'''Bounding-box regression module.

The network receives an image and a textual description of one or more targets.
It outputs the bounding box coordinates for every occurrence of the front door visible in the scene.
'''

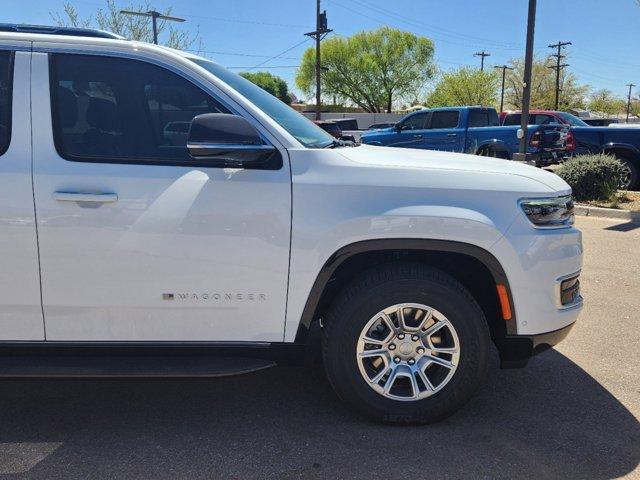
[31,51,291,342]
[422,110,464,151]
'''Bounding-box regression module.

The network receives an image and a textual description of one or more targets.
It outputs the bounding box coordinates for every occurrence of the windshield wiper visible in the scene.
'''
[322,139,357,148]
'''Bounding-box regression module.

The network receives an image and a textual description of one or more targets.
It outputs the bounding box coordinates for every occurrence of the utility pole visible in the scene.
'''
[474,50,491,72]
[626,83,636,122]
[494,65,514,113]
[119,9,185,45]
[518,0,537,158]
[305,1,332,120]
[548,40,571,110]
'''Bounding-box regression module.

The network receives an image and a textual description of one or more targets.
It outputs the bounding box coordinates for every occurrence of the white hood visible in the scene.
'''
[337,145,571,194]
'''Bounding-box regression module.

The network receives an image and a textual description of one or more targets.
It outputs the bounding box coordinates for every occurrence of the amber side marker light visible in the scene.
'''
[496,284,512,320]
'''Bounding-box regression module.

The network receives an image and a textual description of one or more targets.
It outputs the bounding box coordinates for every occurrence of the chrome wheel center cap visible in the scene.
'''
[398,342,413,355]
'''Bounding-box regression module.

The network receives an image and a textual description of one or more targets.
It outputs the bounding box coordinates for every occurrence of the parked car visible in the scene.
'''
[583,118,618,126]
[0,24,583,424]
[500,110,640,189]
[361,106,568,166]
[367,122,396,130]
[314,120,356,143]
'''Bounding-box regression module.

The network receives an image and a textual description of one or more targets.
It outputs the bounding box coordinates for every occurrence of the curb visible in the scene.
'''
[575,204,640,222]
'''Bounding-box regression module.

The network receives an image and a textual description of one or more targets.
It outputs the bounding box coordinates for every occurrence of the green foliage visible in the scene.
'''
[588,89,626,115]
[556,154,624,201]
[504,56,589,110]
[296,27,435,113]
[51,0,201,50]
[425,67,498,108]
[239,71,291,104]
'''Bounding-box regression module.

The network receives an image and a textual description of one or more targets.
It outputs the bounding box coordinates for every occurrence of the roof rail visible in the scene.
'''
[0,23,125,40]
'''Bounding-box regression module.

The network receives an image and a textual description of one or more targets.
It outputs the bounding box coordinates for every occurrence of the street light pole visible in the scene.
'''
[518,0,537,158]
[494,65,514,113]
[119,9,185,45]
[626,83,636,123]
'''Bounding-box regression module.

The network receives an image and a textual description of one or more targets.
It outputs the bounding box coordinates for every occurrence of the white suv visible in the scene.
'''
[0,25,583,424]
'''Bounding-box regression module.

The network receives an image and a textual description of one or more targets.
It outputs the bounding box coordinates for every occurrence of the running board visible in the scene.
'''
[0,356,276,378]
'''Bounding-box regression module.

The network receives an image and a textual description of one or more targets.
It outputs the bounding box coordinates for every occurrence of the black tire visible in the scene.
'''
[322,262,490,425]
[616,155,639,191]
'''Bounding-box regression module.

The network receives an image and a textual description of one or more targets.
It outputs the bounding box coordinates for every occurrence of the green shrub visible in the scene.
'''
[556,154,623,201]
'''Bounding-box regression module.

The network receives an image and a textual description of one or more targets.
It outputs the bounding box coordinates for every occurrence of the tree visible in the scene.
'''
[51,1,200,50]
[588,89,626,115]
[239,71,291,104]
[504,56,589,110]
[296,27,435,113]
[425,67,498,108]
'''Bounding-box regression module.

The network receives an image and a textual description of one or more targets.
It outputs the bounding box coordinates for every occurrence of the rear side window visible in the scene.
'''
[468,110,499,128]
[429,111,459,129]
[503,114,521,126]
[50,54,229,163]
[0,51,13,156]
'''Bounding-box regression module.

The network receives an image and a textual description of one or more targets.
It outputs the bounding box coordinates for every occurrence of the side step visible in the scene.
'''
[0,356,276,378]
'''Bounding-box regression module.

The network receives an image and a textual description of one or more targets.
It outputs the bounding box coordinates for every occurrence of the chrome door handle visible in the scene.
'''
[413,134,423,139]
[53,192,118,203]
[447,133,457,137]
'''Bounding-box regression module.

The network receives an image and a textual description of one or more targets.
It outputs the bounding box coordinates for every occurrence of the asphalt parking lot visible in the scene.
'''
[0,216,638,480]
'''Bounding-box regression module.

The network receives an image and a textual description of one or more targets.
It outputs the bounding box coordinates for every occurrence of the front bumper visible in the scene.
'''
[496,321,575,368]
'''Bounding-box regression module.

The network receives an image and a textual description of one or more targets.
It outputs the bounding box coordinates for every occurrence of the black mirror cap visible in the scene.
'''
[188,113,262,145]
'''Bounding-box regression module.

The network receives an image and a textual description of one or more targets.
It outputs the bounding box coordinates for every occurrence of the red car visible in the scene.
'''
[499,110,581,153]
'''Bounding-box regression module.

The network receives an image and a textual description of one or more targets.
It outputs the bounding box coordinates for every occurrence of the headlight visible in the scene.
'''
[519,196,574,228]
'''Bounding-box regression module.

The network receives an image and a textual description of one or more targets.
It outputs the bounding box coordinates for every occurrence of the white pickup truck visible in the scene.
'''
[0,25,583,424]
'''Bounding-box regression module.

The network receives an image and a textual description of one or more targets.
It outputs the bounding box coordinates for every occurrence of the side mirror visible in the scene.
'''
[395,123,403,132]
[187,113,281,169]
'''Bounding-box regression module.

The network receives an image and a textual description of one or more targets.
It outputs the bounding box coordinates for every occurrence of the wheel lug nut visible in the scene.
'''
[408,358,415,365]
[397,333,405,340]
[417,347,425,354]
[388,343,396,351]
[393,356,401,364]
[411,335,419,341]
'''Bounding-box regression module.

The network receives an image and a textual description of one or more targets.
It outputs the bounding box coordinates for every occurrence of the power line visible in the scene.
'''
[474,50,490,71]
[185,49,300,60]
[548,40,572,110]
[250,38,311,69]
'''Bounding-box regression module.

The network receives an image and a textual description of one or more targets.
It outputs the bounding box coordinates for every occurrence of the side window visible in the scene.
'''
[429,111,459,129]
[401,113,428,130]
[0,51,13,156]
[51,54,230,163]
[534,114,555,125]
[503,114,521,126]
[468,110,498,128]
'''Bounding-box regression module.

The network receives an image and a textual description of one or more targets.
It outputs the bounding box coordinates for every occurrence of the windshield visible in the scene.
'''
[190,58,334,148]
[556,112,589,127]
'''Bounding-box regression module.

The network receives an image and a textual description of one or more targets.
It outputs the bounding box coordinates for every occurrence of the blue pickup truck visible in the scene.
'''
[360,106,567,166]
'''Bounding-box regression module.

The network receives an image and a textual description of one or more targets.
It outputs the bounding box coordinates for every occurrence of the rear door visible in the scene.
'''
[0,44,44,340]
[31,50,292,342]
[422,110,464,151]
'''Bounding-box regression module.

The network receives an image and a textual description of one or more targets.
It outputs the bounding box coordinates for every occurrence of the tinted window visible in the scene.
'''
[401,113,428,130]
[0,51,12,155]
[429,111,459,129]
[503,113,521,126]
[534,114,556,125]
[51,54,229,162]
[468,110,499,128]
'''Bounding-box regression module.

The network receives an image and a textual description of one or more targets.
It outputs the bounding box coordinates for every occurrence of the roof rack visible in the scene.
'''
[0,23,125,40]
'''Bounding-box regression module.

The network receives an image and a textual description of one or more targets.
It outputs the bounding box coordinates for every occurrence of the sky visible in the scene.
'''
[3,0,640,100]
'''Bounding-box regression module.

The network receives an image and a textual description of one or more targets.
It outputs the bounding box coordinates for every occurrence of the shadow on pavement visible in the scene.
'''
[0,349,638,480]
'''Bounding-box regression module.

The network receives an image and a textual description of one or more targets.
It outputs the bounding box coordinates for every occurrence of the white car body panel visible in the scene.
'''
[0,49,45,340]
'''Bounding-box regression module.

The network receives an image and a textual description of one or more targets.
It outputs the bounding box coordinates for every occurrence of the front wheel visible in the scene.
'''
[322,262,490,424]
[617,156,639,191]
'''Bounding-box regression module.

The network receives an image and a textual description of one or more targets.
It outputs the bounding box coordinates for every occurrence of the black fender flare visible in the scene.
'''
[294,238,518,342]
